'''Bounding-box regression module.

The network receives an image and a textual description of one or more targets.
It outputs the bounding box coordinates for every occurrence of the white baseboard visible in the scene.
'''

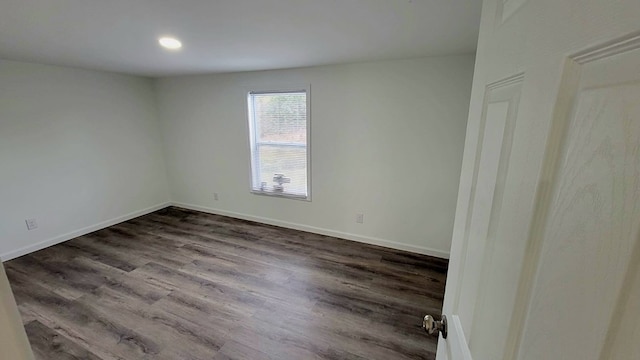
[1,201,450,261]
[172,202,450,259]
[0,202,171,261]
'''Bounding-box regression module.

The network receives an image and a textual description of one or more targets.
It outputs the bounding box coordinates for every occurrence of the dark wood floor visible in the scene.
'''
[4,207,448,360]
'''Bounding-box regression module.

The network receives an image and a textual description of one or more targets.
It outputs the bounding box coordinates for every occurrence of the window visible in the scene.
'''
[247,88,310,200]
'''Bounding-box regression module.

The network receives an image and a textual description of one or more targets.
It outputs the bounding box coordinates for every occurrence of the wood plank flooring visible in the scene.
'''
[4,207,448,360]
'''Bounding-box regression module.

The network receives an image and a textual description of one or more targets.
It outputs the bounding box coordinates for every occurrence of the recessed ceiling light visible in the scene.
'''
[158,37,182,50]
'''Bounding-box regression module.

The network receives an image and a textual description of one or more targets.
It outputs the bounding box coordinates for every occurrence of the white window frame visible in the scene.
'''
[246,85,311,201]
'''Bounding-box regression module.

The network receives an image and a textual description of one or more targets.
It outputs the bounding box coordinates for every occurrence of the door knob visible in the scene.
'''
[423,314,447,339]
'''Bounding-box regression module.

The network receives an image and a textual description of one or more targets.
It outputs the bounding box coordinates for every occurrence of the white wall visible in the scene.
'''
[155,56,474,257]
[0,56,473,260]
[0,60,170,260]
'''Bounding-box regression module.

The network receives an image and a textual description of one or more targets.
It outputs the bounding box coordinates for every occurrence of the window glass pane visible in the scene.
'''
[257,145,307,196]
[253,93,307,144]
[249,90,309,199]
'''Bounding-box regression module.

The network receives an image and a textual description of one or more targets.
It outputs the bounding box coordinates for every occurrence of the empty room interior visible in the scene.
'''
[3,0,640,359]
[0,1,478,358]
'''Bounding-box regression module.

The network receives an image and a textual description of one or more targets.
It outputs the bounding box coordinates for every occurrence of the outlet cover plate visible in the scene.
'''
[25,218,38,230]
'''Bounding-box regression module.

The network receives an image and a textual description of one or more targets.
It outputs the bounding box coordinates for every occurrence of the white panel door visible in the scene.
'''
[431,0,640,359]
[0,264,34,360]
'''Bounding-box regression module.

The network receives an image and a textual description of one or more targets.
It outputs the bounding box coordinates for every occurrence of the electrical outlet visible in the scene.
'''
[214,193,219,201]
[356,214,364,224]
[25,218,38,230]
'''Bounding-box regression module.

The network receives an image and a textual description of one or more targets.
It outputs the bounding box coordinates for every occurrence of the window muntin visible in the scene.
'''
[247,89,310,199]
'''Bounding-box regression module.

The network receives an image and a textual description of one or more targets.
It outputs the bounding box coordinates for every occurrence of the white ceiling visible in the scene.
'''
[0,0,481,77]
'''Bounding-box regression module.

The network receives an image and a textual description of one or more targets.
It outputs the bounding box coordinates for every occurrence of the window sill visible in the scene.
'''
[250,190,310,202]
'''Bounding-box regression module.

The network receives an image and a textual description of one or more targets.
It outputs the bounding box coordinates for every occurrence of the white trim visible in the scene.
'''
[172,202,450,259]
[447,315,473,360]
[500,0,528,24]
[0,200,450,261]
[249,190,311,202]
[572,31,640,64]
[486,72,525,90]
[0,202,171,261]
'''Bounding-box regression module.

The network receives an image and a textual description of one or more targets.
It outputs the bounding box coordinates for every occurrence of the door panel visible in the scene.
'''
[456,100,509,324]
[468,80,523,359]
[437,0,640,358]
[518,43,640,360]
[447,76,523,359]
[602,236,640,359]
[439,315,473,360]
[0,264,33,359]
[457,79,522,326]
